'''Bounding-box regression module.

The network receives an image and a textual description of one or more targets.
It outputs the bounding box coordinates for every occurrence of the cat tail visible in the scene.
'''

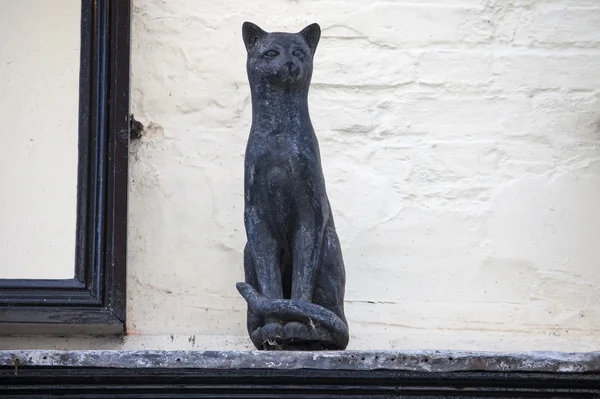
[236,282,349,349]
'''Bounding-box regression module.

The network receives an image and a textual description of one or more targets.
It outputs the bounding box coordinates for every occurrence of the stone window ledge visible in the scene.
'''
[1,349,599,372]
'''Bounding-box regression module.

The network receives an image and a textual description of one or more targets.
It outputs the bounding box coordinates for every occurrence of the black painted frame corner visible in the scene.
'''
[0,0,131,335]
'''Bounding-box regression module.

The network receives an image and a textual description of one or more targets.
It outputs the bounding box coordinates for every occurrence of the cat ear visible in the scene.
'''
[242,22,266,53]
[299,23,321,55]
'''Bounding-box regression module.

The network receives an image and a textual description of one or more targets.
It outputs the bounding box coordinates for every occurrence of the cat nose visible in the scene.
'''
[285,61,298,73]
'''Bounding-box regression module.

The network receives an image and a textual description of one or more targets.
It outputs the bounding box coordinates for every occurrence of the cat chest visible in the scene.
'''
[256,151,308,185]
[252,134,313,165]
[248,150,313,192]
[247,131,319,186]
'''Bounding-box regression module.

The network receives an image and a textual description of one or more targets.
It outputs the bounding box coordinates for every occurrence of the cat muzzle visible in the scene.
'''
[285,62,300,77]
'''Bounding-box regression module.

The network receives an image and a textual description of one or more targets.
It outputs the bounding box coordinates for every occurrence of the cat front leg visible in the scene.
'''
[245,210,284,300]
[291,219,325,303]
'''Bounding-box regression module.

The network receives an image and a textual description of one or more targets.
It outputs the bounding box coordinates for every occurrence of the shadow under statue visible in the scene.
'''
[236,22,349,351]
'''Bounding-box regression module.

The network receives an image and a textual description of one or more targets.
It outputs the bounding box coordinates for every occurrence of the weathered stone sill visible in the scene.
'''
[1,350,599,373]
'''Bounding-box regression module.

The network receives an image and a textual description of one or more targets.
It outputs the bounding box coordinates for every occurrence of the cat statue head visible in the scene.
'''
[242,22,321,89]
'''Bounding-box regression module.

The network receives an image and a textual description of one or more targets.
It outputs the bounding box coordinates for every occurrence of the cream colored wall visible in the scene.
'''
[0,1,80,279]
[3,0,600,351]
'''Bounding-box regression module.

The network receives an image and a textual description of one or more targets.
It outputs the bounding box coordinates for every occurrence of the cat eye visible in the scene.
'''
[292,50,305,58]
[264,50,279,57]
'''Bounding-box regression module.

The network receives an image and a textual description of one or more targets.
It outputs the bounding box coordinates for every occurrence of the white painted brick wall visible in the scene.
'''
[5,0,599,351]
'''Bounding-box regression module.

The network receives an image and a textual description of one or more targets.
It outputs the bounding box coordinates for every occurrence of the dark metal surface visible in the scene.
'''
[0,0,131,335]
[129,114,144,140]
[239,22,349,351]
[0,367,598,398]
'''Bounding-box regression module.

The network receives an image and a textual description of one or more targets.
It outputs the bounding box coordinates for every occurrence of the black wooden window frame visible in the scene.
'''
[0,0,131,334]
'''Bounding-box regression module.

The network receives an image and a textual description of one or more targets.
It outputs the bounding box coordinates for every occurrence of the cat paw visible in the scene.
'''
[252,321,339,350]
[282,322,311,340]
[250,327,263,347]
[260,322,284,346]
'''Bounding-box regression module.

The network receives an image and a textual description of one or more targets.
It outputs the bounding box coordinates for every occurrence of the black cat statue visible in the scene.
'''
[236,22,350,351]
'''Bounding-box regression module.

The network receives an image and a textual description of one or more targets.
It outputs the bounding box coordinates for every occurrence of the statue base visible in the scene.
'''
[251,321,340,351]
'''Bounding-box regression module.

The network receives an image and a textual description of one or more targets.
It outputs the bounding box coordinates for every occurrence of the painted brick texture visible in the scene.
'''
[6,0,599,351]
[126,0,600,351]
